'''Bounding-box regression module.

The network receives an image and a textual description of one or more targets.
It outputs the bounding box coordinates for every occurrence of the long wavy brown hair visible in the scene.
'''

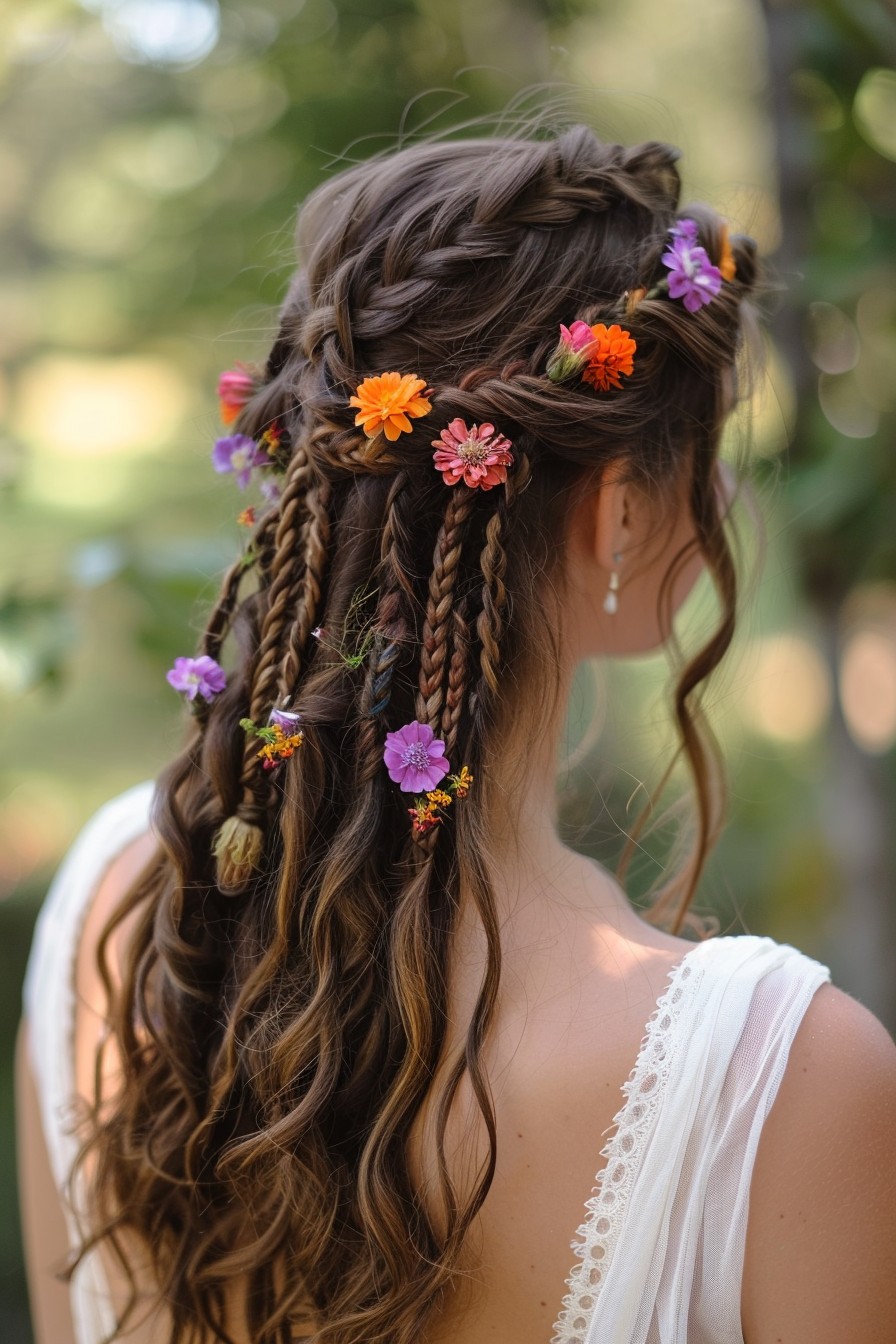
[71,124,760,1343]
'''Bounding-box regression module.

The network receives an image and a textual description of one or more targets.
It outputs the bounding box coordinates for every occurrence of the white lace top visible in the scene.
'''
[23,783,832,1344]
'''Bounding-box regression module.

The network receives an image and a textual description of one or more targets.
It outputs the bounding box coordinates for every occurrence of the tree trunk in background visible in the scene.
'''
[760,0,896,1026]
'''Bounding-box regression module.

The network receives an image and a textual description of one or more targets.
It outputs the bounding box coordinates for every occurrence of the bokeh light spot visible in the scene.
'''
[102,121,224,196]
[817,371,879,439]
[840,631,896,754]
[742,635,832,744]
[88,0,221,68]
[14,355,190,457]
[806,302,859,374]
[853,67,896,162]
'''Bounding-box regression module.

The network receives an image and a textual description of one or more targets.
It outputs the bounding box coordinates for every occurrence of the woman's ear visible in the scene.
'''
[591,460,633,572]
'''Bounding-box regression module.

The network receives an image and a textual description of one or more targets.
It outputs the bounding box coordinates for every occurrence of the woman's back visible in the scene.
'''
[22,783,896,1344]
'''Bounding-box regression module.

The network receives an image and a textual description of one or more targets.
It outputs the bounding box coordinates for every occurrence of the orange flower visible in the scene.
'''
[581,324,637,393]
[256,725,304,770]
[718,224,736,282]
[259,420,283,455]
[408,799,441,833]
[237,506,256,527]
[218,365,255,424]
[349,372,432,441]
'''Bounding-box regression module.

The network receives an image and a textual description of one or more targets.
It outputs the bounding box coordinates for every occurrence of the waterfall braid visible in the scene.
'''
[74,125,761,1344]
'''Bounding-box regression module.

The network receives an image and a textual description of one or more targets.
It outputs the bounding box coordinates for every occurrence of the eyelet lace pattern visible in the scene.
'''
[550,950,706,1344]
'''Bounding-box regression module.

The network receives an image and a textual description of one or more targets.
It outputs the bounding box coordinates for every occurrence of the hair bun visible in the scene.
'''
[620,140,682,212]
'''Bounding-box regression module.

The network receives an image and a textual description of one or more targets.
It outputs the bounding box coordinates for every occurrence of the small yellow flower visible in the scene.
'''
[450,765,473,799]
[256,725,304,770]
[427,789,453,808]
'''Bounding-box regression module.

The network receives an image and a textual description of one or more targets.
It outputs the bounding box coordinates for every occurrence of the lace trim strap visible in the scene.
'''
[550,946,706,1344]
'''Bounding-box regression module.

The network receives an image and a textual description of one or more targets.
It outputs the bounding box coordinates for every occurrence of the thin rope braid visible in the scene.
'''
[200,492,287,666]
[439,595,471,763]
[475,450,531,699]
[253,504,284,581]
[355,471,414,792]
[247,442,317,722]
[275,474,332,706]
[415,488,476,732]
[358,469,415,731]
[212,439,317,892]
[200,556,250,664]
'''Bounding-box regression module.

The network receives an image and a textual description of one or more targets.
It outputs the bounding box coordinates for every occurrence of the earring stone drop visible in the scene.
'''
[603,552,621,615]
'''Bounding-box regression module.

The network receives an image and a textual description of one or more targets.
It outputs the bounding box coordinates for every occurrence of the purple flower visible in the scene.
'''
[383,720,450,793]
[212,434,271,489]
[670,217,699,243]
[166,654,227,702]
[269,707,302,731]
[661,226,723,314]
[259,475,282,504]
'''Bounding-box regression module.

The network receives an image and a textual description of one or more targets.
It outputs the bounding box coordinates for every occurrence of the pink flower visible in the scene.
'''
[546,320,599,382]
[431,418,514,490]
[218,365,254,424]
[166,654,227,702]
[560,320,596,352]
[383,720,450,792]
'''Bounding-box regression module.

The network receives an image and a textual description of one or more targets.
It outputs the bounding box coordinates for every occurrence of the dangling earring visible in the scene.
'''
[603,552,621,615]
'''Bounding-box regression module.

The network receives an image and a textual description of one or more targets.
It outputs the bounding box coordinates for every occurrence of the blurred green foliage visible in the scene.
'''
[1,0,895,1338]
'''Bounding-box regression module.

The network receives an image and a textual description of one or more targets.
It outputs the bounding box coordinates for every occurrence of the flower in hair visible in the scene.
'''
[269,707,303,732]
[240,716,304,770]
[717,223,737,282]
[212,434,272,489]
[670,218,699,243]
[259,476,282,504]
[383,720,450,793]
[407,769,473,834]
[546,321,598,382]
[166,654,226,703]
[661,219,723,313]
[408,797,442,834]
[350,372,432,441]
[432,419,514,490]
[258,419,290,471]
[237,506,256,527]
[580,324,637,393]
[217,365,255,424]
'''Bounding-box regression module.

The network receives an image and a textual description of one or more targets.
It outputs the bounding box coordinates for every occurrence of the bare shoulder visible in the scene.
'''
[74,829,156,1045]
[742,982,896,1344]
